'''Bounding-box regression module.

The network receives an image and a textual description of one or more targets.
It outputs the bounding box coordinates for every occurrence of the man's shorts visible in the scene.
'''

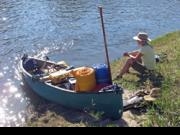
[132,61,147,74]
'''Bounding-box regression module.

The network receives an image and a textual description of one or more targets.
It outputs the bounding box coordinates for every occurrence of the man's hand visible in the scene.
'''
[123,52,136,59]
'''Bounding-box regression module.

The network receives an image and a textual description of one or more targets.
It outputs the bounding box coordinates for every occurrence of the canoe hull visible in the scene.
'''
[20,57,123,119]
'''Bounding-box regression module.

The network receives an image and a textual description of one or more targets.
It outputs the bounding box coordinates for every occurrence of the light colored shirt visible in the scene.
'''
[140,44,155,70]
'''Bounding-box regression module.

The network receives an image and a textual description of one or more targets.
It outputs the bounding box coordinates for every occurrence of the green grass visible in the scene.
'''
[111,31,180,127]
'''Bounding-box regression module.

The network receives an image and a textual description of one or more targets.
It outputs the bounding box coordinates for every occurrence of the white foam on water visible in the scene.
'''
[0,72,4,79]
[2,17,7,21]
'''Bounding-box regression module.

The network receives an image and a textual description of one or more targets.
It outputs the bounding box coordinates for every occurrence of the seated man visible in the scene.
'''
[116,32,155,79]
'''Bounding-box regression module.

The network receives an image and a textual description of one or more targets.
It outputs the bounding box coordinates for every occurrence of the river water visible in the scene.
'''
[0,0,180,126]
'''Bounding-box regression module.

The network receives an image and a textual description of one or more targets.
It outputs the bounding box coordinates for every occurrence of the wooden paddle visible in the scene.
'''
[98,7,112,84]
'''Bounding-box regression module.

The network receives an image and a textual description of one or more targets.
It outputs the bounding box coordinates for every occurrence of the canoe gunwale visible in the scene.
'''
[20,57,123,94]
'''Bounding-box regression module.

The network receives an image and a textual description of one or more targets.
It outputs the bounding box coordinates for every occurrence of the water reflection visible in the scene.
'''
[0,107,6,126]
[0,79,26,126]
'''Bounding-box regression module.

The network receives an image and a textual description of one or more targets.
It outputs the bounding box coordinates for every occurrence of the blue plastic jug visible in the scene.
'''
[92,64,110,84]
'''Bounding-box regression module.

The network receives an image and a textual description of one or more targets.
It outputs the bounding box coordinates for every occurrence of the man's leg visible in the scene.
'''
[117,58,134,78]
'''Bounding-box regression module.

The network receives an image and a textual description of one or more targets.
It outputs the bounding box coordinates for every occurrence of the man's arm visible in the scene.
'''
[129,52,142,61]
[128,51,139,56]
[124,51,143,61]
[123,50,139,57]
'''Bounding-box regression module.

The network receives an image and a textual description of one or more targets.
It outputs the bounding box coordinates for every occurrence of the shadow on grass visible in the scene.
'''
[136,71,164,88]
[21,80,128,127]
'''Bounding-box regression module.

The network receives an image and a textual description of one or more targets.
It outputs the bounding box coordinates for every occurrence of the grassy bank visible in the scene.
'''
[111,31,180,126]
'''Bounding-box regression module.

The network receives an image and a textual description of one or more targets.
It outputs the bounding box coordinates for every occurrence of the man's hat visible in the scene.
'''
[133,32,151,42]
[144,88,161,101]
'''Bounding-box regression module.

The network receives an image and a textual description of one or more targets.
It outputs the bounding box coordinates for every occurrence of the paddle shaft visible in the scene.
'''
[99,7,112,84]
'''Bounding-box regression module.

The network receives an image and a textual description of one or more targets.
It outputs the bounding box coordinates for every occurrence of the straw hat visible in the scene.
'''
[144,88,161,101]
[133,32,151,42]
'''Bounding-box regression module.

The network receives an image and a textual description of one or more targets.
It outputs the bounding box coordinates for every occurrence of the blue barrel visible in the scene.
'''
[92,64,110,84]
